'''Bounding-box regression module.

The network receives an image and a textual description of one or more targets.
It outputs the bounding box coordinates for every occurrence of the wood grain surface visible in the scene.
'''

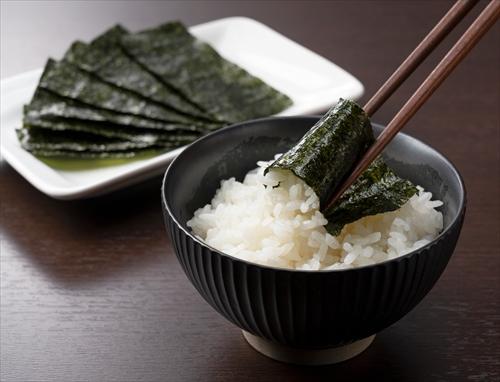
[1,1,499,381]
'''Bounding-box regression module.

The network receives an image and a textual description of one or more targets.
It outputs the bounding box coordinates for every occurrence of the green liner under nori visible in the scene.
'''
[25,89,207,133]
[120,22,292,123]
[63,25,212,121]
[267,99,418,235]
[38,59,207,125]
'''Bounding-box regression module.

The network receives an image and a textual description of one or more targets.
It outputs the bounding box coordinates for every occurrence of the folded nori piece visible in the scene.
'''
[63,25,212,121]
[266,99,417,235]
[324,157,418,234]
[120,22,292,123]
[25,89,205,133]
[38,59,207,125]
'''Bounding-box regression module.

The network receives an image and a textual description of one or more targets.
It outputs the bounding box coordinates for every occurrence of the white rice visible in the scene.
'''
[187,155,444,270]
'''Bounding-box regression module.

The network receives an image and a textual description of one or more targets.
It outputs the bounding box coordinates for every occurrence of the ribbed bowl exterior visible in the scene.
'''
[164,207,464,349]
[161,117,466,349]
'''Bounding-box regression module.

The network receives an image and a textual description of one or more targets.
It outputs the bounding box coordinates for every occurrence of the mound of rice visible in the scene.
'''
[187,156,444,270]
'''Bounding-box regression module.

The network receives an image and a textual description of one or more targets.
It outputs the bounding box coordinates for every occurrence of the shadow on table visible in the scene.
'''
[205,329,439,382]
[0,162,174,285]
[285,333,436,381]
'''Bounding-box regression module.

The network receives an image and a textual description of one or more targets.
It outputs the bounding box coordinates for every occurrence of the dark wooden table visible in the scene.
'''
[1,1,499,381]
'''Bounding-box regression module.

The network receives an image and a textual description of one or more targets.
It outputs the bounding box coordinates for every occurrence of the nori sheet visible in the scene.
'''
[38,59,208,125]
[25,89,206,133]
[27,148,154,159]
[16,127,159,152]
[63,25,213,121]
[24,116,200,147]
[267,99,418,235]
[120,22,292,123]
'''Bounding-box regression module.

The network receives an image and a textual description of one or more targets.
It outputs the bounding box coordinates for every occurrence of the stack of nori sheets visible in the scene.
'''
[18,22,292,159]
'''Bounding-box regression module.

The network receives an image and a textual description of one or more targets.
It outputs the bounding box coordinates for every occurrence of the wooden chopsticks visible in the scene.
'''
[364,0,479,116]
[324,0,500,211]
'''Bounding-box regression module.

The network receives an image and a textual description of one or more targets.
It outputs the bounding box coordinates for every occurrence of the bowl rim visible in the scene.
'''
[161,115,467,273]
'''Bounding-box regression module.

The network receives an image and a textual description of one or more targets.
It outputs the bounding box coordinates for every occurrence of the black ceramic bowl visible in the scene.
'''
[162,117,466,364]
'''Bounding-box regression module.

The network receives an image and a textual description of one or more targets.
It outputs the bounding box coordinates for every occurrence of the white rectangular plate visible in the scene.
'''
[1,17,364,200]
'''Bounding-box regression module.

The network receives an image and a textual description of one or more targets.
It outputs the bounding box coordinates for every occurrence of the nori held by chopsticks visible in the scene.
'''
[266,99,418,235]
[265,99,374,206]
[323,157,418,235]
[120,22,292,123]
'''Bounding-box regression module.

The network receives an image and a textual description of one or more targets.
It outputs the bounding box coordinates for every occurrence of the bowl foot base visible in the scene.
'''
[242,331,375,365]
